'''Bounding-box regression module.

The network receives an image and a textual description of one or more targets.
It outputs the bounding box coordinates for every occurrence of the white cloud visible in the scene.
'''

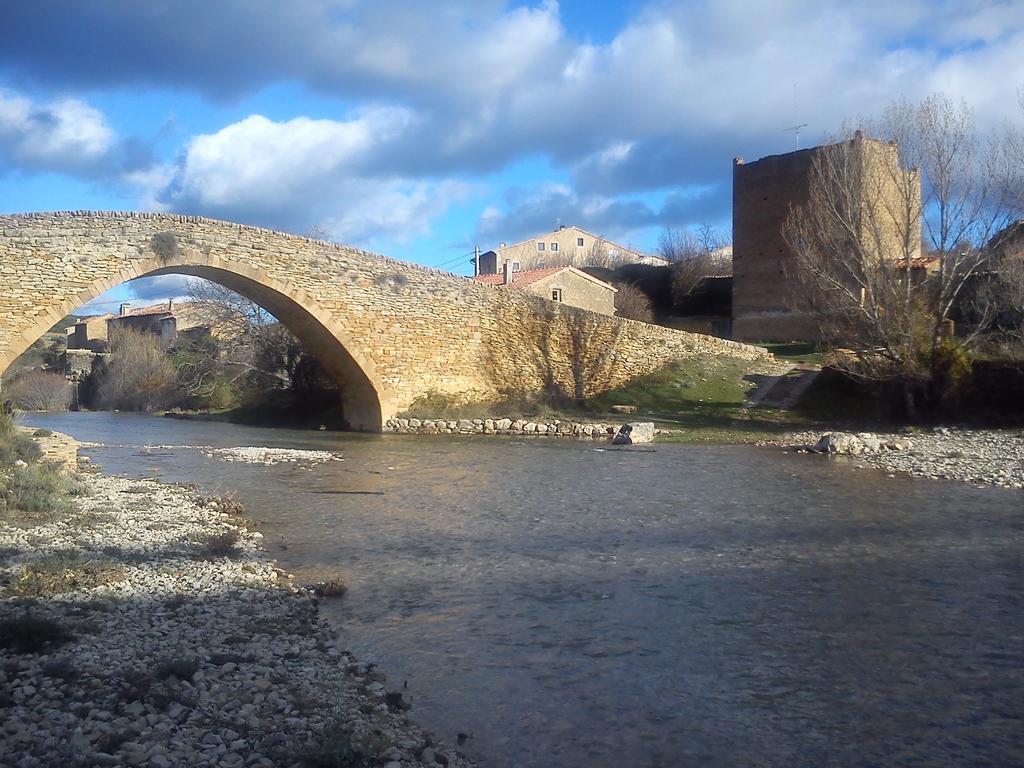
[319,179,471,244]
[157,109,470,246]
[0,90,115,173]
[175,108,415,209]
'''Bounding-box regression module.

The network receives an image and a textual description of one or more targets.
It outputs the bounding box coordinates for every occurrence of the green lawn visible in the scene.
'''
[572,357,814,442]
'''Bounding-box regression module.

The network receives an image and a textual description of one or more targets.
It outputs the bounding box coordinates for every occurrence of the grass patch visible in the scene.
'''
[309,578,347,598]
[0,611,75,653]
[31,428,53,438]
[4,550,126,597]
[197,492,246,517]
[753,341,823,365]
[192,529,241,558]
[574,357,816,442]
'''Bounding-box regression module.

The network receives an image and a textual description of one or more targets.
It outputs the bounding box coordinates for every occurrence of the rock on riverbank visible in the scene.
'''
[765,428,1024,489]
[0,469,474,767]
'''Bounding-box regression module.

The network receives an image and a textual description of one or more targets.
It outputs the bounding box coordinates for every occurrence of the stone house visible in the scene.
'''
[472,263,617,316]
[67,300,209,350]
[66,313,115,350]
[474,225,668,274]
[731,131,920,342]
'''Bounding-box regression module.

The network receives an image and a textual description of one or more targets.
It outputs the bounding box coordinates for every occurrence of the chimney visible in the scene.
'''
[502,260,512,286]
[119,302,131,316]
[473,245,480,277]
[167,298,174,312]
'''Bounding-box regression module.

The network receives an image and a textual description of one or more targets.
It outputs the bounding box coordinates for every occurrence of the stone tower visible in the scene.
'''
[731,132,920,342]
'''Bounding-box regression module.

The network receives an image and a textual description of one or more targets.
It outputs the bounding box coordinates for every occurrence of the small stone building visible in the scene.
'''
[66,313,115,350]
[472,264,617,316]
[67,300,210,350]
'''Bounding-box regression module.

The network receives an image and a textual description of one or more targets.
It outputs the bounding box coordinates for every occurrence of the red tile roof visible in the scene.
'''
[125,304,174,317]
[896,256,941,271]
[472,266,566,289]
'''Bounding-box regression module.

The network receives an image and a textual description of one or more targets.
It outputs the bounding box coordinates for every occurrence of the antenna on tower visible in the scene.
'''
[782,83,808,150]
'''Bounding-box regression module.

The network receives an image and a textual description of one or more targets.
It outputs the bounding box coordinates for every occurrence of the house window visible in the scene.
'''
[577,237,584,247]
[550,242,559,252]
[537,242,545,251]
[551,288,563,302]
[512,262,521,272]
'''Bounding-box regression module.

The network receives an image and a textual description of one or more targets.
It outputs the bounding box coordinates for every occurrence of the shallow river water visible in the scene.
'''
[25,412,1024,768]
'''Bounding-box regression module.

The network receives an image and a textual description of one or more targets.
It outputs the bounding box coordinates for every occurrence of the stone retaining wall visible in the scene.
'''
[385,416,620,439]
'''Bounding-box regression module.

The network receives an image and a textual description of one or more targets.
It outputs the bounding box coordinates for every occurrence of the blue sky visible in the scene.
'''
[1,0,1022,311]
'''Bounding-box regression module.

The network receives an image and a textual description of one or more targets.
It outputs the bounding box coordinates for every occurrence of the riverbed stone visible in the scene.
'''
[612,422,655,445]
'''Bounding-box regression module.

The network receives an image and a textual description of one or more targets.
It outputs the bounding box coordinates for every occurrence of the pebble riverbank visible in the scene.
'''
[765,428,1024,489]
[0,446,475,767]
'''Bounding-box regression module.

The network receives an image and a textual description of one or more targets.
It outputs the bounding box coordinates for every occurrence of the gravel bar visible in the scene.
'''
[763,427,1024,489]
[1,462,474,768]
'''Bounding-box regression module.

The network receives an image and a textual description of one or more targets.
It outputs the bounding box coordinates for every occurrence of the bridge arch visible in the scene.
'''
[1,251,390,432]
[0,212,770,434]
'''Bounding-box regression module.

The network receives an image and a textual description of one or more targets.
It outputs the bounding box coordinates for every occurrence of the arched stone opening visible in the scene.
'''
[0,256,390,432]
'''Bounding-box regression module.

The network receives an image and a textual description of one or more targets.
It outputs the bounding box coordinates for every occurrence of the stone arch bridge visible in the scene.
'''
[0,212,768,431]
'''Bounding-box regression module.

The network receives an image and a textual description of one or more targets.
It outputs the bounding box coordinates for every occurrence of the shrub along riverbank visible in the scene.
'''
[0,417,475,768]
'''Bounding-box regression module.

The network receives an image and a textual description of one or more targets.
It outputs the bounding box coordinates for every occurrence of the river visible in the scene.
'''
[23,412,1024,767]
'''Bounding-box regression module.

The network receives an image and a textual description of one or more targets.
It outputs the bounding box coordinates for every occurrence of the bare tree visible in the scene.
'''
[3,371,72,411]
[96,328,177,411]
[514,239,631,270]
[613,282,655,323]
[183,279,299,389]
[784,93,1023,410]
[659,225,732,306]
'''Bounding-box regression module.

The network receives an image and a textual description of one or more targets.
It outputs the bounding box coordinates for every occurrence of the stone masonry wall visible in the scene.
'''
[0,212,770,430]
[732,134,918,344]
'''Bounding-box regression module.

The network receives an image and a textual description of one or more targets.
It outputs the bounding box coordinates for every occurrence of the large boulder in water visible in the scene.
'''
[612,422,655,445]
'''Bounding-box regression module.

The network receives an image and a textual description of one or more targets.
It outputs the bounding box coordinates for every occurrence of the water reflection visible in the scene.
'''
[27,413,1024,768]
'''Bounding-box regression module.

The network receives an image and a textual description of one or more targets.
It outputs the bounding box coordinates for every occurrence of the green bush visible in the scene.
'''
[0,412,43,467]
[0,431,42,467]
[0,462,66,516]
[931,337,974,409]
